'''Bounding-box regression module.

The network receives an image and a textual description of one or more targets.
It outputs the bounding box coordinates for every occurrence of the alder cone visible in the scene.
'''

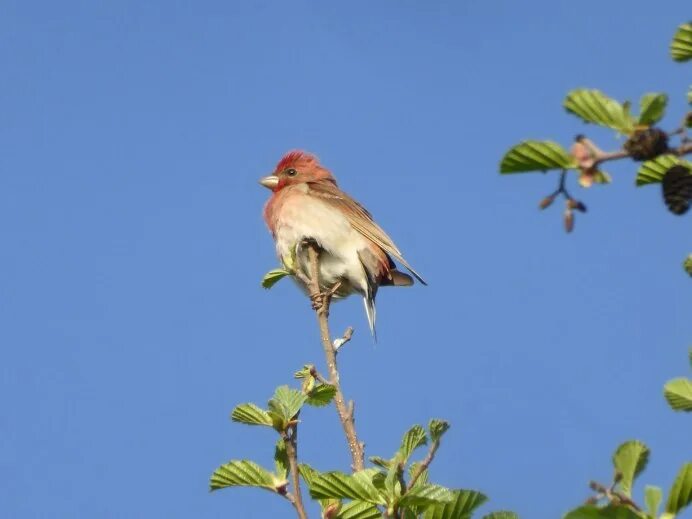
[662,165,692,215]
[623,128,669,161]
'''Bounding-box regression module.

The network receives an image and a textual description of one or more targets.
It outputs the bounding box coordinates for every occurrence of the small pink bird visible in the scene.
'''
[260,150,426,337]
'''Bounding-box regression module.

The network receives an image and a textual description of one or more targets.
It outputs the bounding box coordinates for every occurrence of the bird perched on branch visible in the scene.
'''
[260,150,425,338]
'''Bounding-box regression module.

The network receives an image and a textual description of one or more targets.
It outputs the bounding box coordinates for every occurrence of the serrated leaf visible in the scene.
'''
[685,255,692,277]
[398,484,455,509]
[298,463,319,487]
[274,439,289,480]
[294,364,313,379]
[310,469,386,505]
[399,425,428,463]
[645,485,663,519]
[612,440,650,497]
[636,155,692,186]
[299,464,340,512]
[306,384,337,407]
[500,140,577,173]
[337,501,382,519]
[267,385,307,431]
[209,460,278,492]
[429,419,450,443]
[370,456,394,470]
[482,512,519,519]
[423,489,488,519]
[564,89,635,134]
[261,268,291,289]
[563,505,642,519]
[664,377,692,411]
[671,22,692,62]
[638,93,668,126]
[231,403,273,427]
[666,462,692,515]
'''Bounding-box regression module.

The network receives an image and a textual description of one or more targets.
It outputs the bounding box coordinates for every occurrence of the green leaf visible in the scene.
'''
[687,85,692,106]
[267,385,307,431]
[398,484,455,509]
[423,489,488,519]
[482,513,520,519]
[306,384,337,407]
[592,170,612,184]
[298,463,319,487]
[684,254,692,277]
[612,440,650,497]
[299,464,340,512]
[294,364,313,379]
[261,268,291,289]
[370,456,394,470]
[429,419,450,443]
[645,485,663,519]
[310,469,386,505]
[563,505,642,519]
[231,403,273,427]
[635,155,692,186]
[664,377,692,411]
[399,425,428,463]
[671,22,692,62]
[337,501,382,519]
[665,462,692,515]
[564,89,635,134]
[638,93,668,126]
[274,439,289,480]
[500,140,577,173]
[209,460,278,492]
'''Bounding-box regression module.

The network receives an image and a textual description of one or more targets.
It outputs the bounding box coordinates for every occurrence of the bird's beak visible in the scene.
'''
[259,175,279,190]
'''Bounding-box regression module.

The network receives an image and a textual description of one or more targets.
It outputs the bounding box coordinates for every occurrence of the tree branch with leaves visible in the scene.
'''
[499,22,692,273]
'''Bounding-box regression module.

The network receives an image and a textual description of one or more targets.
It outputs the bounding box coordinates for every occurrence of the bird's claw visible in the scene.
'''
[309,281,342,313]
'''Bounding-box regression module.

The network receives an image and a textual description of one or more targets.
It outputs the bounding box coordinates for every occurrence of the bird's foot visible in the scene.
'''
[309,281,342,314]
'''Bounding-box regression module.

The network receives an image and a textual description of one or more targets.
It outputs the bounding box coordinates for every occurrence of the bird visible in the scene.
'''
[259,150,425,338]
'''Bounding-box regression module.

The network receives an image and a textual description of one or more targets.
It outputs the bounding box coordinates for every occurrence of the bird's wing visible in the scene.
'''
[307,181,426,285]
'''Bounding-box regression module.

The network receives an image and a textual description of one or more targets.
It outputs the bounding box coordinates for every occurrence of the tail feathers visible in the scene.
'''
[383,269,414,287]
[363,296,377,341]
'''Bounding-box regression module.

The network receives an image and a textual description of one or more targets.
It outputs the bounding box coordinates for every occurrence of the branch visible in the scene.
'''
[304,242,365,472]
[283,424,308,519]
[406,438,441,491]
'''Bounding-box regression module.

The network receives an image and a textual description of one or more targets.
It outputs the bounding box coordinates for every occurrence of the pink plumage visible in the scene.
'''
[259,150,425,338]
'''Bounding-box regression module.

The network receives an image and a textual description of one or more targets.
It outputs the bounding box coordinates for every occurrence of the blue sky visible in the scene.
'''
[1,1,690,518]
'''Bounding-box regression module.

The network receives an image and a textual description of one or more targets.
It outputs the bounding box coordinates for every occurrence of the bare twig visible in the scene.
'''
[406,439,441,491]
[304,242,365,471]
[333,327,354,351]
[283,424,308,519]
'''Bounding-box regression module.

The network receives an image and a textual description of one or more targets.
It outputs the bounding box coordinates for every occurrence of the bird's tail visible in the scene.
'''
[362,296,377,342]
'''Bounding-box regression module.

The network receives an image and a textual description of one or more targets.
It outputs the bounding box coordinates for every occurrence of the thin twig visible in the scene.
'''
[406,439,440,491]
[283,424,308,519]
[304,243,365,471]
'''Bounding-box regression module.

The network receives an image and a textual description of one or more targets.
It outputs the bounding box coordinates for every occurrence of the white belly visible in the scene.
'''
[273,192,369,296]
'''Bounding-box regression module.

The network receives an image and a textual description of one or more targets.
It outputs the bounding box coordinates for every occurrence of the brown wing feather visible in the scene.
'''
[307,182,427,285]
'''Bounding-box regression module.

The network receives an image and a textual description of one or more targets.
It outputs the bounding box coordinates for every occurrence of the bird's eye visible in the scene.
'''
[286,168,298,177]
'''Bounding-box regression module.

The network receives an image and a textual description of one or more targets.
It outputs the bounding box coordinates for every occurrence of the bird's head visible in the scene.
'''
[259,150,336,192]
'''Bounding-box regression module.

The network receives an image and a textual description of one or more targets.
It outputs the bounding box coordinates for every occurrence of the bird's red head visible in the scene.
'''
[259,150,336,192]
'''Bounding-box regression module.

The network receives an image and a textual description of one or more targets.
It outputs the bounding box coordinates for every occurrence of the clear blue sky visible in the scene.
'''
[1,2,690,518]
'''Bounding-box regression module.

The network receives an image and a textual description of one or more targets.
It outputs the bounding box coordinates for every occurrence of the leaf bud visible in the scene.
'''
[539,195,555,210]
[564,209,574,233]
